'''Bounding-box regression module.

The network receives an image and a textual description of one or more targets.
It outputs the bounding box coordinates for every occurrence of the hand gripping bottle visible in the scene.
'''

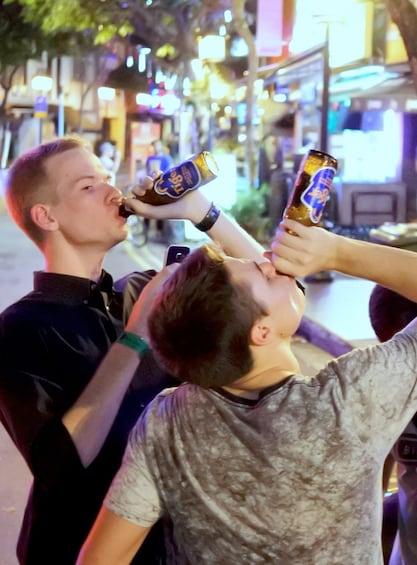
[284,149,338,226]
[119,151,219,217]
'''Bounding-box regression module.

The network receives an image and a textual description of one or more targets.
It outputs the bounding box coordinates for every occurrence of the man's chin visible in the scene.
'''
[111,229,129,247]
[119,230,129,244]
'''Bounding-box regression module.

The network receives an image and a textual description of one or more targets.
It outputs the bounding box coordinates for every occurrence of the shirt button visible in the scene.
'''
[83,299,88,304]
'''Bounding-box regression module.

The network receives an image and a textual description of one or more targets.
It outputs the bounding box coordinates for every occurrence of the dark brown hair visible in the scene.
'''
[148,245,267,387]
[5,135,91,247]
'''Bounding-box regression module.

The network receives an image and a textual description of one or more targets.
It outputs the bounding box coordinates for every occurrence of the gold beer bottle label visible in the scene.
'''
[284,150,338,226]
[119,151,219,215]
[141,151,219,206]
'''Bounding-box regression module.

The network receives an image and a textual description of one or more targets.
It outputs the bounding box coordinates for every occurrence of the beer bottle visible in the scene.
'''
[284,149,338,226]
[119,151,219,217]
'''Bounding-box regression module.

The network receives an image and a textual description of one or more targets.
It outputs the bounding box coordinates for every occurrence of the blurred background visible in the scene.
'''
[0,0,417,243]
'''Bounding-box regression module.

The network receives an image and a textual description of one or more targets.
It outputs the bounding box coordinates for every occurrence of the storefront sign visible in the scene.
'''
[34,95,48,118]
[256,0,283,56]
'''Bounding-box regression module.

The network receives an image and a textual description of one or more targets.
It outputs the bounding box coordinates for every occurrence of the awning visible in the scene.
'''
[334,76,417,112]
[262,45,325,87]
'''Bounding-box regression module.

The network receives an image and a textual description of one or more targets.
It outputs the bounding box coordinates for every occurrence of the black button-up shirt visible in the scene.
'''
[0,269,177,564]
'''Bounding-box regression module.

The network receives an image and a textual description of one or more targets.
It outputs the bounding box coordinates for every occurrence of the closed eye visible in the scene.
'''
[296,279,306,294]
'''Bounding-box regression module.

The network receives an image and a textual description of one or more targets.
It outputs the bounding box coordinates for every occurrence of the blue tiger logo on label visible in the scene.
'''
[300,166,336,223]
[154,161,202,198]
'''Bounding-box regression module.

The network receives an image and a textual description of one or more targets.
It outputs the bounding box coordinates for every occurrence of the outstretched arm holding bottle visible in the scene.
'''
[270,218,417,304]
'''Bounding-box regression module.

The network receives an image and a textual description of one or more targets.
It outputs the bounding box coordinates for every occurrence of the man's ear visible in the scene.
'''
[250,318,272,346]
[30,204,58,232]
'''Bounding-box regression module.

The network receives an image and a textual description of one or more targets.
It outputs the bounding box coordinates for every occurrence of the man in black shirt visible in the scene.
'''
[0,136,266,564]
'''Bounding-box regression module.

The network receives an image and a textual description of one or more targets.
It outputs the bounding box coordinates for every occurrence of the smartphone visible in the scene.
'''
[164,245,191,266]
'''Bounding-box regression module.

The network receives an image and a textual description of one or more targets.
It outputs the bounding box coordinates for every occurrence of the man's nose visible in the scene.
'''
[106,183,123,201]
[259,261,279,278]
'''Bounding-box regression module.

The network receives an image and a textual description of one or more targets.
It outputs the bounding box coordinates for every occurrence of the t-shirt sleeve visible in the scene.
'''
[104,404,162,527]
[327,322,417,449]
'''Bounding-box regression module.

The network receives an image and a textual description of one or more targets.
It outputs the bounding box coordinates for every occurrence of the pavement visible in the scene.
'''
[0,191,378,565]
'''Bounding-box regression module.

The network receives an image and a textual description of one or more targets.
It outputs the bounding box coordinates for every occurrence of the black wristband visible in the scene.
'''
[194,203,221,232]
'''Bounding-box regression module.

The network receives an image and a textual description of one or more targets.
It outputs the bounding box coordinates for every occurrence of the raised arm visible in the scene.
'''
[62,266,174,467]
[124,182,266,263]
[270,219,417,303]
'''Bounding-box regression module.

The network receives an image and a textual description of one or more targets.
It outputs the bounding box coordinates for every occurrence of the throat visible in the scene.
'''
[222,368,295,399]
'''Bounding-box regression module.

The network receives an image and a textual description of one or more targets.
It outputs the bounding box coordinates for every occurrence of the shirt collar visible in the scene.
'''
[33,270,115,305]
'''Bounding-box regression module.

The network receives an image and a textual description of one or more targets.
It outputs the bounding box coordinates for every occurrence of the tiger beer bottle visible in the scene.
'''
[284,149,338,226]
[119,151,219,217]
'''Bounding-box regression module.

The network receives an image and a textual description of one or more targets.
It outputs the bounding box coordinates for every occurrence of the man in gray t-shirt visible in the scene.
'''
[77,220,417,565]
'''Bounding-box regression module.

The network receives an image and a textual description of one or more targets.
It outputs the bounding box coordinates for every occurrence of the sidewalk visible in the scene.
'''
[302,273,377,353]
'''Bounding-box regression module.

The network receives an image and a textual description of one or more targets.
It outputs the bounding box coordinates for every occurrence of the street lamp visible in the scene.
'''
[56,57,65,137]
[198,35,226,61]
[197,34,226,151]
[320,23,330,153]
[31,72,53,144]
[98,86,116,115]
[97,86,116,139]
[312,2,346,153]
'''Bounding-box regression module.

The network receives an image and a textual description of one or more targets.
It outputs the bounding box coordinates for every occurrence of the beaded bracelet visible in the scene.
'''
[117,331,150,357]
[194,202,221,232]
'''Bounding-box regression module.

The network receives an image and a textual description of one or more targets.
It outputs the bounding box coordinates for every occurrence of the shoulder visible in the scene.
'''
[0,292,48,330]
[163,154,174,167]
[131,385,198,432]
[114,270,157,294]
[0,300,53,371]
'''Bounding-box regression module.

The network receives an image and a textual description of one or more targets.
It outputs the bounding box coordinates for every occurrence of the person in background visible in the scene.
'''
[166,132,179,161]
[257,134,291,235]
[368,284,417,565]
[0,134,265,565]
[98,140,121,186]
[145,139,173,176]
[77,220,417,565]
[258,133,283,188]
[144,139,174,242]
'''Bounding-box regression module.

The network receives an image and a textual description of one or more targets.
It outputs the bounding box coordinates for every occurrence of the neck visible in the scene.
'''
[223,340,299,399]
[44,242,106,282]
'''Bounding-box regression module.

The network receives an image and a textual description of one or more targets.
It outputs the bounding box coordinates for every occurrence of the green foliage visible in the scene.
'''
[0,0,110,115]
[0,1,98,66]
[0,2,43,70]
[8,0,231,64]
[228,184,272,243]
[6,0,134,43]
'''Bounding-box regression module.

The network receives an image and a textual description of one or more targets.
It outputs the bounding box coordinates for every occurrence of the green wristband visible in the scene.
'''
[117,332,150,357]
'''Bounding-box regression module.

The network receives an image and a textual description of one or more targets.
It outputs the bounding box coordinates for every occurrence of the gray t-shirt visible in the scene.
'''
[106,325,417,564]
